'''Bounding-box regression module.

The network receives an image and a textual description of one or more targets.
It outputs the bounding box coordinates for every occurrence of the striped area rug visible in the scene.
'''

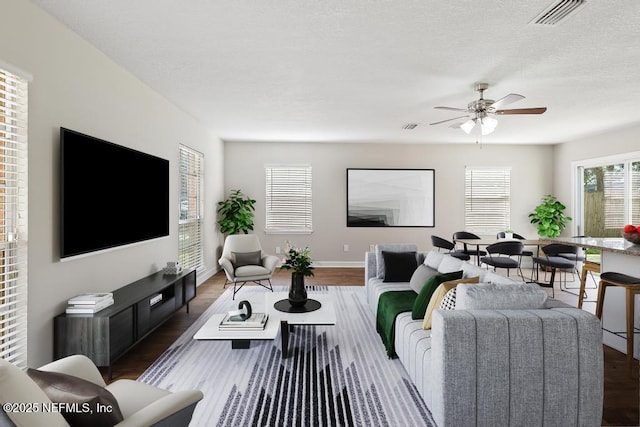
[139,285,435,426]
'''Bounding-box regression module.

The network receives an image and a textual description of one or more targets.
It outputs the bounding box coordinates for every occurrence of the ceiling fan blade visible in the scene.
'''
[434,106,468,112]
[495,107,547,115]
[490,93,525,110]
[429,115,470,126]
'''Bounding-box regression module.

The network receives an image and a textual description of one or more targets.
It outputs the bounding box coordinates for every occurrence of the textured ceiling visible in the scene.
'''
[31,0,640,144]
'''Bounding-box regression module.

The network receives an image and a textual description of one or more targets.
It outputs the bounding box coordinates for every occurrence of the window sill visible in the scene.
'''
[264,229,313,235]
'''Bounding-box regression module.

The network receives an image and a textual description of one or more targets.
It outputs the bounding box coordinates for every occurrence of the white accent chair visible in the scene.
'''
[0,355,203,427]
[218,234,279,299]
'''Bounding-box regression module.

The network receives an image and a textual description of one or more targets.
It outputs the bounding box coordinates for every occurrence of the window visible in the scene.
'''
[179,145,203,271]
[265,165,312,234]
[576,155,640,237]
[0,68,28,367]
[464,166,511,234]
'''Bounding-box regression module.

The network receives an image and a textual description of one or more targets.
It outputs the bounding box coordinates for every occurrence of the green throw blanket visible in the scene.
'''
[376,291,417,358]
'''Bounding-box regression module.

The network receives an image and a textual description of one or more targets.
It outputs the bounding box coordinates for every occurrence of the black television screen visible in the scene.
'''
[60,128,170,259]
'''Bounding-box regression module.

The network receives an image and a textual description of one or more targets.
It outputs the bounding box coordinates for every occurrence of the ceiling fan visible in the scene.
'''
[430,83,547,135]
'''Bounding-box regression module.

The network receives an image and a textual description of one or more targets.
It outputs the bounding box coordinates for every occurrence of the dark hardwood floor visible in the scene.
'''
[104,268,639,426]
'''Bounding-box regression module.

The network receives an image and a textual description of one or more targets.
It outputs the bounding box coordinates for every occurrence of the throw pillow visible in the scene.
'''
[232,250,262,268]
[375,244,418,279]
[408,264,439,293]
[27,369,124,427]
[422,276,480,329]
[411,270,463,319]
[382,251,418,282]
[424,250,444,270]
[437,255,463,274]
[455,283,549,310]
[461,262,488,281]
[439,287,458,310]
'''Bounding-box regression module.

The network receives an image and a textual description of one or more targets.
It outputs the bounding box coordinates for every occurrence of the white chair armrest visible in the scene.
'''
[113,389,203,427]
[218,257,235,280]
[262,254,279,272]
[38,355,106,387]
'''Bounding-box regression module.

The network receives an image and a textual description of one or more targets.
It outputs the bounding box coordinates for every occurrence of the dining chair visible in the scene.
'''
[480,240,525,280]
[532,243,580,297]
[452,231,486,265]
[430,235,470,261]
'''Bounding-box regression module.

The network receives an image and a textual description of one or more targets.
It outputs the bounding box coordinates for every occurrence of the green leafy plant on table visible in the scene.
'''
[280,241,314,277]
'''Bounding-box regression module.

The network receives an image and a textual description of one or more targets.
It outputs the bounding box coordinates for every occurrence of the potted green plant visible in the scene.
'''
[529,195,572,238]
[216,189,256,235]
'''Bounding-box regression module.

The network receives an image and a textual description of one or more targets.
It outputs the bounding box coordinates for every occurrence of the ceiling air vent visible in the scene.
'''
[402,123,418,130]
[531,0,586,25]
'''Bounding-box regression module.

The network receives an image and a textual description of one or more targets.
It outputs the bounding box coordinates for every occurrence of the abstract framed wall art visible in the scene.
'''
[346,168,435,227]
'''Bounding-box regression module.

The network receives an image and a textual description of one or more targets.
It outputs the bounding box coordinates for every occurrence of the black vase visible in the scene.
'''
[288,273,308,307]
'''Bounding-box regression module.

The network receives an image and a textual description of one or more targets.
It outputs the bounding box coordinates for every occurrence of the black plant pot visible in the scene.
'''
[288,273,308,307]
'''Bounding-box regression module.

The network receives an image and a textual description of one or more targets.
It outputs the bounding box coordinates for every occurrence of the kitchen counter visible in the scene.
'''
[549,236,640,358]
[547,236,640,257]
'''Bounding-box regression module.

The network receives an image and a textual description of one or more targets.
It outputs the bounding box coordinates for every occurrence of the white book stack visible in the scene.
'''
[219,312,268,331]
[66,292,114,314]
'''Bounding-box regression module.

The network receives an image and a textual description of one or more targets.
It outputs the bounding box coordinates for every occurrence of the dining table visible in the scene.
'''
[452,237,548,265]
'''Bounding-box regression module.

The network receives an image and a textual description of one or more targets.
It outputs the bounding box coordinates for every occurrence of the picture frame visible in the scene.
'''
[346,168,435,227]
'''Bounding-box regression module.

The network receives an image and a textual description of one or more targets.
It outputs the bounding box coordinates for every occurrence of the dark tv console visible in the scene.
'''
[54,268,196,378]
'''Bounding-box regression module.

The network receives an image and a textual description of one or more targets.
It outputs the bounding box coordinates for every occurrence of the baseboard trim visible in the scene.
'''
[312,261,364,268]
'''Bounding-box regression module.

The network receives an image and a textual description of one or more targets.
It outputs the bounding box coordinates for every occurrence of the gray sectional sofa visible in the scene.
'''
[365,243,604,427]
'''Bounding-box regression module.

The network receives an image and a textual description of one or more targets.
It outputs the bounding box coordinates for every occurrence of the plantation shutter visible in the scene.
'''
[0,68,28,367]
[265,165,313,233]
[179,145,203,271]
[464,166,510,234]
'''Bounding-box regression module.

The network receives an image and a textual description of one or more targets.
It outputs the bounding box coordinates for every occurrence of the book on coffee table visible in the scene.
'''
[219,312,268,330]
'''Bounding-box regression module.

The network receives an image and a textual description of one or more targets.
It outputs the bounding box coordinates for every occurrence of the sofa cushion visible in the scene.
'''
[461,262,488,281]
[412,271,463,320]
[455,283,548,310]
[375,244,418,279]
[409,264,440,293]
[422,276,480,329]
[27,368,124,427]
[232,250,262,268]
[437,256,463,274]
[424,250,444,270]
[382,251,418,282]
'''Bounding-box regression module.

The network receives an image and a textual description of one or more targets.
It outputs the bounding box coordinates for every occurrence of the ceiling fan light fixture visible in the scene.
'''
[480,116,498,135]
[460,119,476,134]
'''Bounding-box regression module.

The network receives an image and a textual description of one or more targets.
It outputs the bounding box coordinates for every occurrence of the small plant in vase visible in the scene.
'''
[280,241,314,307]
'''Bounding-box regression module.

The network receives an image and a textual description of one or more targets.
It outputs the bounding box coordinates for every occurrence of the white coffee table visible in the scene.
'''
[193,291,336,357]
[266,292,336,358]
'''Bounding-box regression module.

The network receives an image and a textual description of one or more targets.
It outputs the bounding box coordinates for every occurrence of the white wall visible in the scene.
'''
[1,0,224,367]
[553,124,640,235]
[224,141,554,264]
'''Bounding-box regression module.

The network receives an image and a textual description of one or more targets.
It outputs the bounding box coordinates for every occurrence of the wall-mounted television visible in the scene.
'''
[60,127,170,259]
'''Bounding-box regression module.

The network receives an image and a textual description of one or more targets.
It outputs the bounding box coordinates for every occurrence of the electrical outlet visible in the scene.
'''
[343,244,349,252]
[369,244,375,252]
[275,246,281,254]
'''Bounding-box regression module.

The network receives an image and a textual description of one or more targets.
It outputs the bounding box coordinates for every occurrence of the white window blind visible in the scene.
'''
[265,165,312,233]
[0,68,28,368]
[603,169,625,229]
[464,166,510,234]
[179,145,203,271]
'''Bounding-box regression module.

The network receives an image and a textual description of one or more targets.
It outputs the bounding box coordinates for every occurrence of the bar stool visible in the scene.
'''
[577,260,600,309]
[595,272,640,372]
